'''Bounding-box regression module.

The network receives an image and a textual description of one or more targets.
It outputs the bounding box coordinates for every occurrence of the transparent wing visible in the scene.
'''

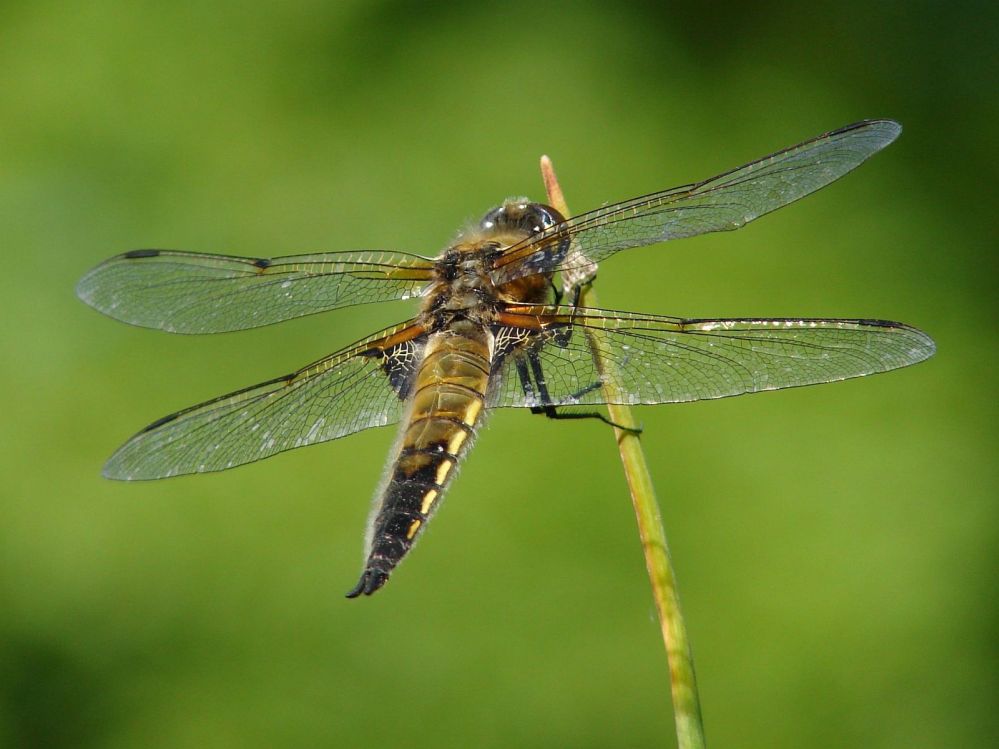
[492,120,901,284]
[104,321,427,480]
[488,305,934,408]
[77,249,435,333]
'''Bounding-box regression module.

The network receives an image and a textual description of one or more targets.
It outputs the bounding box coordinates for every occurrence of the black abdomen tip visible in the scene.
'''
[345,569,390,598]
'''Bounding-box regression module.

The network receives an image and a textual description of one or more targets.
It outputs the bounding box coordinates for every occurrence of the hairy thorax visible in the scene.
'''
[419,200,565,331]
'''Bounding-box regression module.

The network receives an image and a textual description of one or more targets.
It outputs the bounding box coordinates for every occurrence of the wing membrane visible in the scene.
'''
[77,249,435,333]
[104,321,427,480]
[493,120,901,284]
[488,305,934,408]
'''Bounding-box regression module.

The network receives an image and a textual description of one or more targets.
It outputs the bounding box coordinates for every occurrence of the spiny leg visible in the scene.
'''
[549,278,563,306]
[523,347,641,434]
[563,275,593,310]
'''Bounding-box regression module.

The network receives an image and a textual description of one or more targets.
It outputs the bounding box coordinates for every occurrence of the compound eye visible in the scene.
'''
[479,202,565,235]
[478,206,504,232]
[522,204,562,234]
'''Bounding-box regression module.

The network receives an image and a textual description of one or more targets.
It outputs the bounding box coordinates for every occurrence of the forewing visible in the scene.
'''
[77,249,435,333]
[488,306,934,408]
[104,322,427,480]
[492,120,901,284]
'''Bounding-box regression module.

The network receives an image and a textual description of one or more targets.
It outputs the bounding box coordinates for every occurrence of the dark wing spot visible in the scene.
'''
[252,258,272,270]
[123,249,161,259]
[854,318,897,329]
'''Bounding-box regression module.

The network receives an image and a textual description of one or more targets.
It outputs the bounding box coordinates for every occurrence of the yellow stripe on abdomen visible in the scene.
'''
[352,324,493,597]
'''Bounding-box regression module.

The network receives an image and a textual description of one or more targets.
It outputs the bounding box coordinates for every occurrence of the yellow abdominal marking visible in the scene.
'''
[447,429,468,455]
[406,518,423,540]
[462,398,483,425]
[435,459,454,486]
[420,489,439,515]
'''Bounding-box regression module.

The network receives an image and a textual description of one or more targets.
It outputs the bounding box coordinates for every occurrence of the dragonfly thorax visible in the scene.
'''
[425,200,568,314]
[426,245,504,318]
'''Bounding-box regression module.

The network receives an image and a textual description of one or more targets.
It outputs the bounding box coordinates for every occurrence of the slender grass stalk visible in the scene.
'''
[540,156,706,749]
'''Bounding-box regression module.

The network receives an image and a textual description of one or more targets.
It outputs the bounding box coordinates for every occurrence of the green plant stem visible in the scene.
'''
[540,156,706,749]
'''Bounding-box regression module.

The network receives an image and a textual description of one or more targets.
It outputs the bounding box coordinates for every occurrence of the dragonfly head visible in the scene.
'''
[479,199,565,238]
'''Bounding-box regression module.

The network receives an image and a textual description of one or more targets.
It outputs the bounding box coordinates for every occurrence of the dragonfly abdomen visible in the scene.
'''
[347,324,492,597]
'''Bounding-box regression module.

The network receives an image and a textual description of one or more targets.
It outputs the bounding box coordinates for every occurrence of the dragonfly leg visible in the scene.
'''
[549,278,563,306]
[563,274,594,309]
[521,348,641,434]
[531,405,640,433]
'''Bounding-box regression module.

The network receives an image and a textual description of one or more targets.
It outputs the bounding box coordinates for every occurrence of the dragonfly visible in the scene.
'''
[77,119,935,597]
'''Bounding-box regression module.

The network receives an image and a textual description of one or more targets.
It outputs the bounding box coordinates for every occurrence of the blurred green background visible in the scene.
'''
[1,1,995,747]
